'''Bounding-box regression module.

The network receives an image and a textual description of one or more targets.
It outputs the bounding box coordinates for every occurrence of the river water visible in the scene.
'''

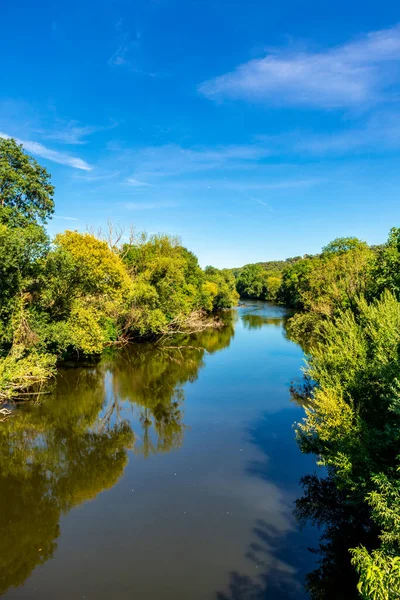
[1,301,319,599]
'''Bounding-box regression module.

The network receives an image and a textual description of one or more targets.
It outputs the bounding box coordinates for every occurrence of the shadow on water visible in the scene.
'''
[217,518,306,600]
[217,307,373,600]
[293,473,378,600]
[0,316,235,596]
[217,474,374,600]
[217,406,378,597]
[216,408,318,600]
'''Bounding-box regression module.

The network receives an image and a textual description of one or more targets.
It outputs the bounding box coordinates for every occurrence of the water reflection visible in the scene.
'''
[294,474,377,600]
[110,316,234,455]
[217,518,302,600]
[3,304,348,600]
[216,408,317,600]
[242,314,285,330]
[0,317,235,595]
[0,369,134,596]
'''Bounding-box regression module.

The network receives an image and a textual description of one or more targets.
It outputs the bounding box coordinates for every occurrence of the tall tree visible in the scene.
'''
[0,138,54,224]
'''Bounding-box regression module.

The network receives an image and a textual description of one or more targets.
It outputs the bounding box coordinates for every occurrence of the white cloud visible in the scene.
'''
[73,171,121,182]
[126,177,154,187]
[109,41,137,67]
[38,119,118,145]
[207,178,323,190]
[294,111,400,154]
[108,26,145,71]
[128,143,272,179]
[44,124,99,145]
[123,201,178,210]
[0,132,92,170]
[199,24,400,109]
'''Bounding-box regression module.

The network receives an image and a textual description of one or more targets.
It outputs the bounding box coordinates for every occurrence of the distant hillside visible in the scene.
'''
[231,242,385,278]
[231,256,309,277]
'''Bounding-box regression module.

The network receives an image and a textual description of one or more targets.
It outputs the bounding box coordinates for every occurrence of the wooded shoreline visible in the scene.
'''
[2,138,400,598]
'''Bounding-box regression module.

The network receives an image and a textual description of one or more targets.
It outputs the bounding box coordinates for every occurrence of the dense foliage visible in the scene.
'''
[285,231,400,598]
[0,139,238,398]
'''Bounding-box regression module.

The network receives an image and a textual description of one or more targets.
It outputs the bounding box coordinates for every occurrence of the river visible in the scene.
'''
[1,301,320,599]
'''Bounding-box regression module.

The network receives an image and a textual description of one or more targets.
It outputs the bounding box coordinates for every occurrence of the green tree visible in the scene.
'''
[295,291,400,597]
[322,237,368,256]
[373,227,400,300]
[122,234,212,334]
[279,257,315,309]
[264,271,282,301]
[0,219,49,346]
[236,264,265,299]
[204,266,239,310]
[0,138,54,224]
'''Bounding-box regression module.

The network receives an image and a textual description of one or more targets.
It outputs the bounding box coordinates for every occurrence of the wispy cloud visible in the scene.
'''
[293,110,400,154]
[108,25,165,76]
[73,171,121,182]
[248,110,400,157]
[109,40,139,67]
[0,132,92,170]
[254,198,272,209]
[199,24,400,109]
[42,120,118,145]
[126,177,155,187]
[206,178,324,190]
[123,201,178,210]
[108,22,144,70]
[127,143,272,179]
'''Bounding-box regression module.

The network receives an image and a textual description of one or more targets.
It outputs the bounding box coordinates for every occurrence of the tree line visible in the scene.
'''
[279,235,400,598]
[0,138,238,398]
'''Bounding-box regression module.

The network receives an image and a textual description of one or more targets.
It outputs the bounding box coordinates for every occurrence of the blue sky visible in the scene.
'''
[1,0,400,267]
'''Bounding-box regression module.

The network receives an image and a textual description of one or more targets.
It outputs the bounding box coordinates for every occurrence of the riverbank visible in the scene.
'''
[0,301,320,599]
[0,309,228,403]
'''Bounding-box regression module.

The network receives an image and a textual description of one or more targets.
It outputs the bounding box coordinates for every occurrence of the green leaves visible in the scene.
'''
[297,288,400,596]
[0,138,54,224]
[351,548,400,600]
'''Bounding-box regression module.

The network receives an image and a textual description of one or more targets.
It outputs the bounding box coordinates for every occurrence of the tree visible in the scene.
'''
[322,237,368,256]
[264,272,282,301]
[296,291,400,597]
[236,264,265,299]
[279,258,315,308]
[0,220,49,346]
[0,138,54,224]
[373,227,400,300]
[204,267,239,310]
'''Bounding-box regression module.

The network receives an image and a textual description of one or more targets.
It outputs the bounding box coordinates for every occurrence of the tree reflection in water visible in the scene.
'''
[217,474,377,600]
[294,474,379,600]
[0,315,235,595]
[0,368,134,596]
[241,314,285,330]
